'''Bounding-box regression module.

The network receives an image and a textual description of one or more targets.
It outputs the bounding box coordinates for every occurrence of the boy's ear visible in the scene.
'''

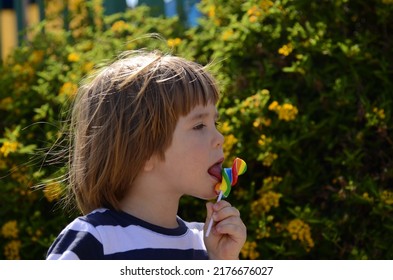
[143,154,158,172]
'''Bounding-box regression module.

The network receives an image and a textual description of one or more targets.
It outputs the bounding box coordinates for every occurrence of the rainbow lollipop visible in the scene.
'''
[205,157,247,237]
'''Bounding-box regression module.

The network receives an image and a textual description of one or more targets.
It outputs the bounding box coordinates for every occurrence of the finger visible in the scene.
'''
[213,200,232,212]
[212,206,240,223]
[215,217,246,237]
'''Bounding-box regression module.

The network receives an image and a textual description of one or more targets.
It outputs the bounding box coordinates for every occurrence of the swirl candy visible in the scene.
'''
[214,157,247,198]
[206,157,247,237]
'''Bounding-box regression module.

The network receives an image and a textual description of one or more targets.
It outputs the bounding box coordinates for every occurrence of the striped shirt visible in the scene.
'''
[46,208,208,260]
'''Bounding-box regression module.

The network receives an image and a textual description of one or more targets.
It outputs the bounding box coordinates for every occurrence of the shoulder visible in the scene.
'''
[177,218,205,245]
[79,208,119,226]
[46,208,115,260]
[177,215,204,231]
[183,220,205,230]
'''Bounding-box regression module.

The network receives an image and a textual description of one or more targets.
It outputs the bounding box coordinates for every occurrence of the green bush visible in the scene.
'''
[0,0,184,259]
[1,0,392,259]
[182,0,393,259]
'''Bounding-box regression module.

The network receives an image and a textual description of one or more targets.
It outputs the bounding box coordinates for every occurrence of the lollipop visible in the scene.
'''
[205,157,247,237]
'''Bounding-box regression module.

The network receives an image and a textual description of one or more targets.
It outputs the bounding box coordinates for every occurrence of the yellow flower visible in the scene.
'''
[260,151,278,166]
[67,52,80,62]
[12,64,23,73]
[29,50,45,64]
[4,240,22,260]
[207,5,216,18]
[1,220,19,239]
[69,0,83,12]
[12,63,34,78]
[380,190,393,205]
[268,101,279,111]
[258,134,272,147]
[31,229,43,242]
[167,38,182,48]
[252,118,261,128]
[274,222,284,233]
[82,61,94,73]
[362,192,374,203]
[46,0,64,18]
[261,89,269,95]
[223,134,238,159]
[269,101,298,121]
[221,29,234,41]
[249,15,258,23]
[111,20,128,34]
[0,141,19,157]
[287,219,314,251]
[278,103,298,121]
[251,190,282,213]
[261,117,272,127]
[241,90,270,112]
[59,82,78,99]
[263,176,282,189]
[373,107,385,119]
[241,241,260,260]
[278,43,293,56]
[256,226,271,239]
[253,118,261,128]
[247,5,262,18]
[219,121,232,134]
[206,4,221,25]
[247,5,263,23]
[260,0,274,11]
[43,182,63,202]
[366,107,386,127]
[0,97,13,110]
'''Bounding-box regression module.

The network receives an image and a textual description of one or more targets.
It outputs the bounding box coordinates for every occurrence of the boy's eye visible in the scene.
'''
[193,123,206,130]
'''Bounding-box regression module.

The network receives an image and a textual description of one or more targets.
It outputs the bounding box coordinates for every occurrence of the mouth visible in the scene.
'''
[208,158,224,182]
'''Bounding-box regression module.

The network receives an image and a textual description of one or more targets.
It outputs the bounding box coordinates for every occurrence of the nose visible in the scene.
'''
[215,128,225,148]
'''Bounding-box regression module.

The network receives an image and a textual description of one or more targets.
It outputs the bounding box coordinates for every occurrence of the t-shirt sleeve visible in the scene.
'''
[46,219,104,260]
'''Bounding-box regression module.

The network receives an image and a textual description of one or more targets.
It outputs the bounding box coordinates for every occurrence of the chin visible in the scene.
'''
[200,192,219,201]
[190,185,219,200]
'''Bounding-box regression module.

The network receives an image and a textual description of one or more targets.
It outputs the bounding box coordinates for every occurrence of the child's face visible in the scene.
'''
[155,103,225,200]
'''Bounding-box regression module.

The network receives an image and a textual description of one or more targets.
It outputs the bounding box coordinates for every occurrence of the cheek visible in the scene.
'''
[171,137,206,162]
[166,132,211,178]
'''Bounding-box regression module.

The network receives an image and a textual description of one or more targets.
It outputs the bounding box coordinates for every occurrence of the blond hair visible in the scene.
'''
[69,50,220,214]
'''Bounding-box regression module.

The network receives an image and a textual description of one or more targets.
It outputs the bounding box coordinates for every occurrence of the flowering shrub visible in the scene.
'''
[182,0,393,259]
[0,0,183,259]
[1,0,393,259]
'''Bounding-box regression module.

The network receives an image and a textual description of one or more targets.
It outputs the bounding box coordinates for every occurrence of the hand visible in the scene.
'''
[204,200,247,260]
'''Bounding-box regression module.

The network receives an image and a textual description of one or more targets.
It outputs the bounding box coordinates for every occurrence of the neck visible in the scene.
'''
[119,178,181,229]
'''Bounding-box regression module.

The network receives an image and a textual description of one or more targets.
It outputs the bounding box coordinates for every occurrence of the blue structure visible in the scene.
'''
[125,0,202,27]
[180,0,202,27]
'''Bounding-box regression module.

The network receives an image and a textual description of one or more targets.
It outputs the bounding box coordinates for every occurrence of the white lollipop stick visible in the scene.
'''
[205,191,224,237]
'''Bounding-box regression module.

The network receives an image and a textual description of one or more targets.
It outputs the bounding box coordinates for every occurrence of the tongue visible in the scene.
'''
[208,164,222,181]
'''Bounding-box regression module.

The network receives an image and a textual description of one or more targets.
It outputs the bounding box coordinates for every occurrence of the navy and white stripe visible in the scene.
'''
[47,208,208,260]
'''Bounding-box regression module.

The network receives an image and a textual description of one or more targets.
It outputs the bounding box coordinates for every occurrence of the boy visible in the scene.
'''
[47,50,246,260]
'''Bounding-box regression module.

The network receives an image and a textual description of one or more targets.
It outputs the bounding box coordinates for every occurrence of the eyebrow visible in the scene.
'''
[188,111,219,121]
